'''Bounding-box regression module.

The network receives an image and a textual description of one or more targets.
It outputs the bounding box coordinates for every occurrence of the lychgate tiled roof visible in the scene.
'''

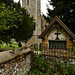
[39,16,75,40]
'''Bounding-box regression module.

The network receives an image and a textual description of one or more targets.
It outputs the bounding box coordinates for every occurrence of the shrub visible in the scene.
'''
[28,54,50,75]
[33,54,49,73]
[73,47,75,55]
[28,55,75,75]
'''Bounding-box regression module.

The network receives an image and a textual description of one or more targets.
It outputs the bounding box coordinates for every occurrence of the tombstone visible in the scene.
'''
[3,43,6,46]
[18,42,22,47]
[39,43,43,50]
[34,43,38,50]
[11,38,16,43]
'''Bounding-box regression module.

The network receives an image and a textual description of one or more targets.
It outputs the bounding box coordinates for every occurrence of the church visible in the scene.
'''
[22,0,42,46]
[22,0,75,50]
[22,0,48,46]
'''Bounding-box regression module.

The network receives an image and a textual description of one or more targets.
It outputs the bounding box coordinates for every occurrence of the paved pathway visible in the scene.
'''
[0,48,31,64]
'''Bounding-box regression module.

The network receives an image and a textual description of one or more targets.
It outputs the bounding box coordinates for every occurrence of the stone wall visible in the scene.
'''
[0,50,32,75]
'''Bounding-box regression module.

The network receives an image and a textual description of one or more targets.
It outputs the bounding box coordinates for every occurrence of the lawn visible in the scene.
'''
[0,43,19,49]
[12,43,18,46]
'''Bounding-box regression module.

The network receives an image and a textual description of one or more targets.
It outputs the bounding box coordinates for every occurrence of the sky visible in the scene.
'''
[14,0,53,16]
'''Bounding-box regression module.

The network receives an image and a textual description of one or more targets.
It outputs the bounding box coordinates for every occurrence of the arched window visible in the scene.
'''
[27,0,29,5]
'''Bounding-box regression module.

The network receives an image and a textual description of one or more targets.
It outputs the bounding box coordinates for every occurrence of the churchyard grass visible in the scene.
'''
[0,43,19,49]
[1,45,15,49]
[12,43,18,46]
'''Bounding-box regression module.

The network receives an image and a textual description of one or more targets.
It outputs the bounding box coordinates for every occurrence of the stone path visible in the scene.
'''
[0,48,31,64]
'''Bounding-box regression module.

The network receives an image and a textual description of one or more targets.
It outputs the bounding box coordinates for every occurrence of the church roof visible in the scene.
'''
[41,15,49,27]
[39,16,75,40]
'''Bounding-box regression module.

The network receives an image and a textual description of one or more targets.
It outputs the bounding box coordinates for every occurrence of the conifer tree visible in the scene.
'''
[45,0,75,33]
[0,0,35,43]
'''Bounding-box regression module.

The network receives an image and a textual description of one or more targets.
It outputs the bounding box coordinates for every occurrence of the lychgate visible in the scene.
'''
[39,16,75,50]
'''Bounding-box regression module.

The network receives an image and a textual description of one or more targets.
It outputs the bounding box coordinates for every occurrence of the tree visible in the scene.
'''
[12,1,35,42]
[14,8,35,42]
[0,3,19,42]
[0,1,35,43]
[45,0,75,33]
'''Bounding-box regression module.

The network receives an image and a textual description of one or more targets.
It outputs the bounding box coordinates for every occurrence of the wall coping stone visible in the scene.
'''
[0,47,31,64]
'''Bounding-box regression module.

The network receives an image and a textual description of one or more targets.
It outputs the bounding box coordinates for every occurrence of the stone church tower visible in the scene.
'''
[22,0,42,46]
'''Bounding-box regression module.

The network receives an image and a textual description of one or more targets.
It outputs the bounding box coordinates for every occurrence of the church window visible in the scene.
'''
[27,0,29,5]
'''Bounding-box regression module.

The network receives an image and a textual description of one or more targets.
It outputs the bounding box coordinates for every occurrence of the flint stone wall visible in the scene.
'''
[0,49,32,75]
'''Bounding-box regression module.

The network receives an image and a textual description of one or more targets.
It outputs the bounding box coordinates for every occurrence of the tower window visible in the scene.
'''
[27,0,29,5]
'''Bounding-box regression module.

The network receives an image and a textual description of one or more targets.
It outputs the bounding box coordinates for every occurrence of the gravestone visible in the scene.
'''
[18,42,22,47]
[3,43,6,46]
[11,38,16,43]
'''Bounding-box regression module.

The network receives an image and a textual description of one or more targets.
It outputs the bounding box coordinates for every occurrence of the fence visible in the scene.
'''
[32,43,75,59]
